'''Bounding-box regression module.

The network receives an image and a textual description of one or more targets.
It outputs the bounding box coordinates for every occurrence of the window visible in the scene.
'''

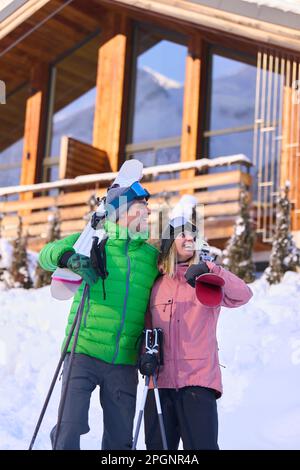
[43,32,101,182]
[0,83,28,194]
[126,24,187,179]
[203,47,257,169]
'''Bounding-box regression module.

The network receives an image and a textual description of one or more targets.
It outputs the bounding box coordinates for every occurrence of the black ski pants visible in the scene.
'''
[144,386,219,450]
[50,353,138,450]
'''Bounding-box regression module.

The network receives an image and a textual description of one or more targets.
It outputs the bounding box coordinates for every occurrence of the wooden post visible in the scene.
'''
[20,63,50,201]
[93,12,132,172]
[180,33,206,186]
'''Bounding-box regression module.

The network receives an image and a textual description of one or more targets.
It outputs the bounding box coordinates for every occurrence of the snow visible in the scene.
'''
[242,0,300,15]
[141,66,182,90]
[0,270,300,450]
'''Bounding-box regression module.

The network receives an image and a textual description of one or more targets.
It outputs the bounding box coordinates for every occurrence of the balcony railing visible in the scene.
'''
[0,155,252,251]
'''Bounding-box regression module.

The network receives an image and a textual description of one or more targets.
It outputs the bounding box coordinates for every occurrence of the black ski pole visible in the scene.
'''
[28,283,89,450]
[52,283,89,450]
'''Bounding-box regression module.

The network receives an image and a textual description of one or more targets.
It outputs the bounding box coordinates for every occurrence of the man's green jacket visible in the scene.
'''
[38,220,159,365]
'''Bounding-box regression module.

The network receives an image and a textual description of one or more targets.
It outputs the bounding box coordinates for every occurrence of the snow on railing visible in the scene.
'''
[0,154,251,197]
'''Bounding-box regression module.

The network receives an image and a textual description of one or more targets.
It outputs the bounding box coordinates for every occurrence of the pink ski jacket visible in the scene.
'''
[147,262,253,397]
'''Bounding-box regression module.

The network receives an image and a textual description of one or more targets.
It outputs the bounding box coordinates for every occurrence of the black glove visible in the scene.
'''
[138,352,158,377]
[184,262,210,288]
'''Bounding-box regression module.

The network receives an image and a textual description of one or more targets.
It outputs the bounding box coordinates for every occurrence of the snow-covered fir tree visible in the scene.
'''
[222,185,256,283]
[8,216,33,289]
[34,209,61,288]
[265,182,300,284]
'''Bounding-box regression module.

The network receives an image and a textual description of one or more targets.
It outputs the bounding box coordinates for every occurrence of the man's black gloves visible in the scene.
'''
[184,262,210,288]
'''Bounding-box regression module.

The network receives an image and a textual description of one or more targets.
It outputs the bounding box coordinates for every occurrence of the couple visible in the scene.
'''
[38,175,252,451]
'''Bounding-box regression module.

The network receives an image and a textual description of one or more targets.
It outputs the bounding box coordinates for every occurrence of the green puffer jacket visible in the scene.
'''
[38,220,159,365]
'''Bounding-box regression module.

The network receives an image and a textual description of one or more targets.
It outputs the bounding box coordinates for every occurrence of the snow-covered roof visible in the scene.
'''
[242,1,300,15]
[0,0,27,22]
[190,0,300,30]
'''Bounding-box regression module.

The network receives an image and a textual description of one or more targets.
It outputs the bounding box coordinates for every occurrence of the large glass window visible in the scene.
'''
[43,32,101,182]
[203,47,257,178]
[126,25,187,179]
[0,84,28,195]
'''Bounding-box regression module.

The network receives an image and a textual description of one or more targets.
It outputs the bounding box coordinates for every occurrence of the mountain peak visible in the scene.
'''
[141,66,182,90]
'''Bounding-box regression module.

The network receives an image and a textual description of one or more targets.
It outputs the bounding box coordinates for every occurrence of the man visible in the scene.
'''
[38,167,159,450]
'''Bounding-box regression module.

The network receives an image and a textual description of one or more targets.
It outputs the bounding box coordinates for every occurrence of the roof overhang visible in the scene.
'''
[0,0,51,40]
[190,1,300,31]
[0,0,30,22]
[101,0,300,53]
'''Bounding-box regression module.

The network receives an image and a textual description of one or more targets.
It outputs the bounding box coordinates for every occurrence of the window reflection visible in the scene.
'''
[44,32,101,182]
[127,26,187,175]
[0,84,28,194]
[204,50,256,163]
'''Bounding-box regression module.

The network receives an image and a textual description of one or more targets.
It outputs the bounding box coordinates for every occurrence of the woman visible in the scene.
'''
[144,217,253,450]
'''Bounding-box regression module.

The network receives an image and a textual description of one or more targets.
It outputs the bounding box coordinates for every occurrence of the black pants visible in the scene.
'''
[50,353,138,450]
[144,386,219,450]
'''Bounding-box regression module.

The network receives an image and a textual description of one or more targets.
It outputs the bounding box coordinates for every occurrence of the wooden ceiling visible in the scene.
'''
[0,1,107,93]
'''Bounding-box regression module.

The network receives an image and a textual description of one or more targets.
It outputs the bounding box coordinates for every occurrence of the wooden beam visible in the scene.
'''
[180,33,206,184]
[280,85,292,189]
[93,12,132,171]
[0,0,51,41]
[20,62,50,200]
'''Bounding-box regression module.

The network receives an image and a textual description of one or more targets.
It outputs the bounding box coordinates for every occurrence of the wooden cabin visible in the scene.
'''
[0,0,300,265]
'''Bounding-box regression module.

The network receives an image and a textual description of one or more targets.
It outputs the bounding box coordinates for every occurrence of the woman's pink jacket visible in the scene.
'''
[147,262,253,397]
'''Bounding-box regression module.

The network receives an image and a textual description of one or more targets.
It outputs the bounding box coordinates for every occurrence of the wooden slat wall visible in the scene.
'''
[280,64,300,231]
[59,136,112,179]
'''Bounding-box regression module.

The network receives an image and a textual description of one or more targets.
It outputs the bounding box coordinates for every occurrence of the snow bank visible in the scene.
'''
[0,271,300,450]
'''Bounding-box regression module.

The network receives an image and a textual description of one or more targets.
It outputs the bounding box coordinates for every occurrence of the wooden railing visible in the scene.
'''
[0,155,252,251]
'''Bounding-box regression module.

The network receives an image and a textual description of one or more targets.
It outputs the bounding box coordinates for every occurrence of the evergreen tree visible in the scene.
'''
[222,185,256,283]
[34,209,61,288]
[265,182,300,284]
[8,216,33,289]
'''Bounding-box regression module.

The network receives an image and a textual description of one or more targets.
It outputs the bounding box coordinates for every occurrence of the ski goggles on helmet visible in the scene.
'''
[107,181,150,212]
[128,181,150,201]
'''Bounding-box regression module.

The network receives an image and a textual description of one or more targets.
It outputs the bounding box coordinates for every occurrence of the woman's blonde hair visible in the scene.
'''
[158,240,198,278]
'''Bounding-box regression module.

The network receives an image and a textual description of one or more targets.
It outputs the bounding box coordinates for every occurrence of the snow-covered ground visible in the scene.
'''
[0,271,300,450]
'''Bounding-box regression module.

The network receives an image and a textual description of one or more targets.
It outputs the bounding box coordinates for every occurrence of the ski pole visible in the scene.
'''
[132,376,150,450]
[152,373,168,450]
[52,283,89,450]
[132,328,168,450]
[28,283,89,450]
